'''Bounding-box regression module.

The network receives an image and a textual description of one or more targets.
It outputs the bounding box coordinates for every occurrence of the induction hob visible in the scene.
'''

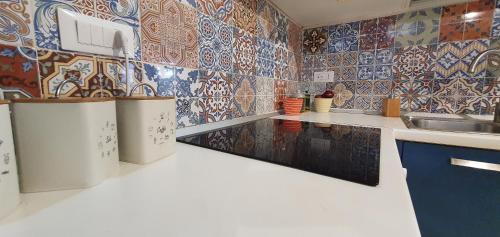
[177,119,381,186]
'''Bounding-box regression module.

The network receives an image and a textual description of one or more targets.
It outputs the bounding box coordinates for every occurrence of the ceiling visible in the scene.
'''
[269,0,470,28]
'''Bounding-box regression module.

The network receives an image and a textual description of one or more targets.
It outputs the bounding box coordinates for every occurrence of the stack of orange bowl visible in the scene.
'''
[283,98,304,115]
[283,120,302,132]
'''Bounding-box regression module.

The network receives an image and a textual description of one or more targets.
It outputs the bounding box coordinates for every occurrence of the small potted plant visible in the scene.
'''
[314,90,334,113]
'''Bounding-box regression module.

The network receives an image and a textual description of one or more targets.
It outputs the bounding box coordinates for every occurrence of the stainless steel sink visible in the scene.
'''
[402,116,500,134]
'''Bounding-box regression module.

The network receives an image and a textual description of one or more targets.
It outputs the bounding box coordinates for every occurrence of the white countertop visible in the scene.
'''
[2,112,499,237]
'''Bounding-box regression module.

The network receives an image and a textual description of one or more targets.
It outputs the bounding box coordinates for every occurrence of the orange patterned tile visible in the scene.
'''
[0,0,34,47]
[288,20,302,54]
[466,0,495,21]
[233,0,257,34]
[439,0,494,42]
[439,23,464,42]
[441,3,466,25]
[140,0,198,68]
[464,18,493,40]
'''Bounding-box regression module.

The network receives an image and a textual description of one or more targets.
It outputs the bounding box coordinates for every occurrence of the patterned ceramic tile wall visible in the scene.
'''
[302,0,500,115]
[0,0,34,47]
[140,0,198,68]
[0,45,39,98]
[0,0,301,129]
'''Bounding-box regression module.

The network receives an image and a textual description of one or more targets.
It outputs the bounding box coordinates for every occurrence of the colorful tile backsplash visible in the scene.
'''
[0,0,301,129]
[2,0,499,128]
[302,0,500,115]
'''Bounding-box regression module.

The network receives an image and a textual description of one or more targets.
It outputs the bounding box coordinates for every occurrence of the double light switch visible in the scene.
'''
[58,8,134,57]
[76,20,115,48]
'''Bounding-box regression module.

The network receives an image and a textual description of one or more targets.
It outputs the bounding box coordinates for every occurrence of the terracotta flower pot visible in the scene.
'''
[314,98,333,113]
[283,98,304,115]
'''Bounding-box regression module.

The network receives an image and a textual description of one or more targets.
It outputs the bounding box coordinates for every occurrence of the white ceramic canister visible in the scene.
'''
[11,98,119,192]
[116,97,176,164]
[0,100,20,218]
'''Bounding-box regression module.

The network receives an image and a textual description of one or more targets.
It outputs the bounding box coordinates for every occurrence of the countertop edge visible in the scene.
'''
[393,127,500,151]
[11,98,115,103]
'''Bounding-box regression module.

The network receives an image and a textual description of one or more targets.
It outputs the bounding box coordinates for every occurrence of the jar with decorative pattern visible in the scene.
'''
[116,97,176,164]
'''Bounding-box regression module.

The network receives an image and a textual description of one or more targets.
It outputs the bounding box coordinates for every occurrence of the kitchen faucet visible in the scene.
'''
[469,49,500,123]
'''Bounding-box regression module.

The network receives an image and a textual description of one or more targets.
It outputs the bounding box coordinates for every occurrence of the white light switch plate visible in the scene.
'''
[328,71,335,81]
[58,8,134,57]
[90,24,104,46]
[314,71,334,82]
[76,21,91,44]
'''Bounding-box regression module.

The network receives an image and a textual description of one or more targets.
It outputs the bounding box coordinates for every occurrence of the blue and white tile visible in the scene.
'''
[492,18,500,38]
[96,0,139,22]
[344,37,359,52]
[329,22,360,38]
[328,38,345,53]
[175,67,200,98]
[143,63,176,96]
[257,37,276,60]
[328,37,358,53]
[34,0,94,50]
[375,65,393,80]
[176,97,201,128]
[358,50,375,65]
[198,14,233,73]
[256,57,275,78]
[345,22,361,37]
[375,48,394,65]
[329,24,343,39]
[357,66,374,80]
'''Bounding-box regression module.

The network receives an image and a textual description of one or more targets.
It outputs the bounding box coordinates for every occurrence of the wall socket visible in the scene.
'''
[314,71,335,82]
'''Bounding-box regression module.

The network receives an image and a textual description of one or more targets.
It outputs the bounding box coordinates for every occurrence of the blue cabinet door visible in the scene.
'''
[396,140,404,162]
[402,142,500,237]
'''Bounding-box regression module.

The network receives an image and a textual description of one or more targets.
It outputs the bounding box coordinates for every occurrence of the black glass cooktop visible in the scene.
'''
[177,119,381,186]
